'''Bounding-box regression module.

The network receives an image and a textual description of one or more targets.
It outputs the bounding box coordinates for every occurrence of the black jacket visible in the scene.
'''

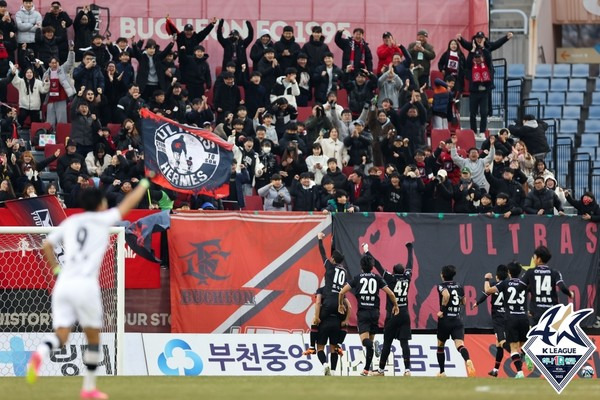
[301,36,330,73]
[217,20,253,79]
[524,188,563,214]
[289,180,317,211]
[334,31,373,73]
[508,120,550,155]
[566,193,600,221]
[131,41,174,92]
[345,74,377,115]
[401,176,424,212]
[348,179,372,212]
[73,10,96,61]
[326,168,348,191]
[423,178,454,213]
[274,36,301,72]
[312,64,344,104]
[484,171,525,207]
[437,42,466,91]
[213,82,241,115]
[465,47,494,91]
[256,56,281,95]
[181,54,212,90]
[343,133,372,166]
[250,38,274,67]
[176,24,214,57]
[379,181,404,212]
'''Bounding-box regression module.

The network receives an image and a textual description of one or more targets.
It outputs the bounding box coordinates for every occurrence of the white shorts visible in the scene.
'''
[52,278,103,329]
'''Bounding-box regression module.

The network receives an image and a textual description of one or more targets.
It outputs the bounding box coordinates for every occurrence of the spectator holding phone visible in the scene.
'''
[10,63,48,125]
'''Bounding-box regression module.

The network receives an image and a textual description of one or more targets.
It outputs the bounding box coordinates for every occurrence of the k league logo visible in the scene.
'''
[155,123,221,190]
[523,304,596,394]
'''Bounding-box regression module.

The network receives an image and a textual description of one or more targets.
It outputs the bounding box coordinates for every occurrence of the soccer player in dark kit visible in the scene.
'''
[436,265,476,377]
[485,261,529,379]
[473,264,509,377]
[312,232,350,375]
[363,241,414,376]
[338,253,399,376]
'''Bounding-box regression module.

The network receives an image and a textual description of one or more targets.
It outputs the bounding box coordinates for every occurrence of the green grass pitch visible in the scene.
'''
[5,376,600,400]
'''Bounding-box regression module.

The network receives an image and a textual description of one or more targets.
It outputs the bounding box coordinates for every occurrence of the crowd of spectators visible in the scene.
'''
[0,2,598,220]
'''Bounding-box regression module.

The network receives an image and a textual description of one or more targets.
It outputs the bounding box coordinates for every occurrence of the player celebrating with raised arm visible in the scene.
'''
[338,254,399,376]
[27,176,153,399]
[364,241,414,377]
[484,262,529,379]
[312,232,349,375]
[436,265,476,377]
[473,264,509,377]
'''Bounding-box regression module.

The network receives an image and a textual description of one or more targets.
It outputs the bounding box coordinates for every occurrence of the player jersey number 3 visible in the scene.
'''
[506,286,526,305]
[450,289,461,305]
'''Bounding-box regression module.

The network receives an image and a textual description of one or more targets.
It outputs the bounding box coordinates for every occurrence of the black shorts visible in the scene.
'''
[505,317,530,343]
[317,315,342,346]
[357,309,380,334]
[437,317,464,342]
[492,316,507,343]
[319,304,343,322]
[384,309,412,340]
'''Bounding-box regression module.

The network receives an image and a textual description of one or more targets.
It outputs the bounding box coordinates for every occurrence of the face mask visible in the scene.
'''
[262,147,271,154]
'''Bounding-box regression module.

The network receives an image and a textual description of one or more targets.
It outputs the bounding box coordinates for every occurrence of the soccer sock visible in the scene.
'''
[400,339,411,371]
[309,325,318,348]
[317,350,327,365]
[37,334,60,359]
[362,338,374,371]
[83,345,101,391]
[331,353,339,371]
[511,352,522,372]
[337,330,347,347]
[494,346,504,370]
[437,346,446,373]
[379,338,393,370]
[503,342,511,352]
[457,345,470,362]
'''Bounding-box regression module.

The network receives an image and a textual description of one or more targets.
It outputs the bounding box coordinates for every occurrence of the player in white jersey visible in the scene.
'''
[26,177,152,399]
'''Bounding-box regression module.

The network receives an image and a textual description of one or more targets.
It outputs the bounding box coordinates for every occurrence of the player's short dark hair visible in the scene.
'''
[534,245,552,263]
[79,187,106,211]
[507,261,522,278]
[393,263,405,275]
[335,189,347,199]
[441,265,456,281]
[331,250,344,264]
[496,264,508,281]
[360,254,374,272]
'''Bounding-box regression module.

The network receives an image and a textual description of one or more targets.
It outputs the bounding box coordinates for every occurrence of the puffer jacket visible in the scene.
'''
[524,188,563,215]
[42,50,76,97]
[12,73,49,110]
[15,5,42,44]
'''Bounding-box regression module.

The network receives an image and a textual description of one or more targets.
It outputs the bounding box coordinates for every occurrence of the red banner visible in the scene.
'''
[0,208,161,289]
[169,211,330,333]
[466,334,600,379]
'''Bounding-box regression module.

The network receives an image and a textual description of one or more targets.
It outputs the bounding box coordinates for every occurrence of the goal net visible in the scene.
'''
[0,226,125,377]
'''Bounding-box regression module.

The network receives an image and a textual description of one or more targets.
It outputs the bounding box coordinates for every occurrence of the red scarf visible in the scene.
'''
[472,61,491,83]
[353,181,362,200]
[349,40,366,67]
[0,44,7,60]
[447,51,459,74]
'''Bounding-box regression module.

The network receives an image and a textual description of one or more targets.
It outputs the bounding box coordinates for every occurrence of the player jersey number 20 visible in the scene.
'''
[359,277,378,295]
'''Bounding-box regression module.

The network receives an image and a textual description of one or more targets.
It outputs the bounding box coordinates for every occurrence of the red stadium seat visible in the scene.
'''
[244,195,263,210]
[296,106,312,122]
[430,70,444,85]
[456,129,476,151]
[43,144,62,171]
[431,129,451,148]
[336,88,348,108]
[6,83,18,107]
[107,123,121,138]
[342,166,356,177]
[55,122,71,145]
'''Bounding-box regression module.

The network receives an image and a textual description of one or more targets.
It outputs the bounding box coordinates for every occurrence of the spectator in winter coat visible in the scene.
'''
[131,38,175,99]
[256,48,281,95]
[294,54,312,106]
[70,95,101,157]
[213,71,241,123]
[566,191,600,222]
[423,168,453,213]
[269,97,298,138]
[305,142,328,184]
[457,31,513,54]
[481,128,513,157]
[180,45,212,101]
[73,6,95,62]
[508,115,550,159]
[313,52,344,104]
[347,170,372,211]
[15,0,41,49]
[491,192,523,218]
[73,50,105,93]
[270,67,300,108]
[324,158,348,190]
[465,48,494,135]
[217,19,253,83]
[274,25,301,73]
[176,20,215,59]
[484,166,525,207]
[85,143,112,179]
[408,30,436,87]
[325,189,357,212]
[10,64,48,125]
[377,64,403,109]
[0,1,16,40]
[43,49,75,126]
[258,173,291,211]
[34,26,60,66]
[315,128,349,169]
[398,96,427,151]
[250,29,273,68]
[377,172,403,212]
[345,69,377,117]
[301,26,330,74]
[453,167,481,213]
[401,165,424,212]
[431,76,456,129]
[450,135,495,192]
[523,177,565,215]
[343,120,371,166]
[376,32,402,75]
[334,27,373,78]
[242,71,270,118]
[289,172,317,211]
[437,40,466,93]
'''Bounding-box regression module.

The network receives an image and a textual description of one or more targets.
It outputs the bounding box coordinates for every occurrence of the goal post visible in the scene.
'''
[0,226,125,377]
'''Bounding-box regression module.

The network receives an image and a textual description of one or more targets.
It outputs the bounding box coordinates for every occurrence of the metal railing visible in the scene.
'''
[569,153,593,197]
[554,136,573,188]
[492,58,524,126]
[490,9,529,35]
